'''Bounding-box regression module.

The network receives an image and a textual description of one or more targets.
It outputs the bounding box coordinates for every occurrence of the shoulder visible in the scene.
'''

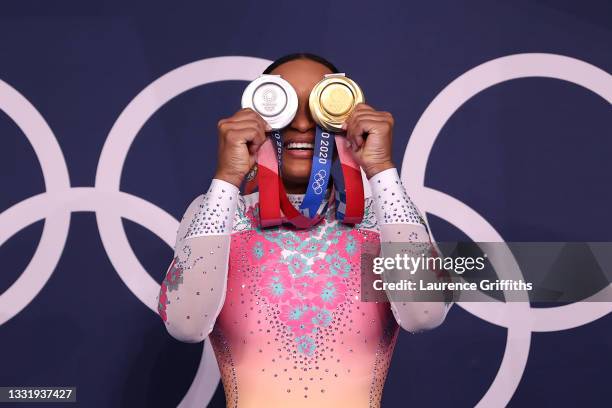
[179,194,206,225]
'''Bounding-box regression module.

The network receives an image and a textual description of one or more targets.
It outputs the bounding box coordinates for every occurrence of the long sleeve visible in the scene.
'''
[157,179,238,343]
[369,168,453,333]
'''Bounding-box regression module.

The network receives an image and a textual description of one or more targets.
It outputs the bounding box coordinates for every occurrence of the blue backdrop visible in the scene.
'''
[1,1,611,407]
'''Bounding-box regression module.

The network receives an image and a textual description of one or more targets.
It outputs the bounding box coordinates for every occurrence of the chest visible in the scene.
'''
[216,220,396,361]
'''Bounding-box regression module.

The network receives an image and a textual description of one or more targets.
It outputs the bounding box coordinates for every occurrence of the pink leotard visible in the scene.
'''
[158,168,451,408]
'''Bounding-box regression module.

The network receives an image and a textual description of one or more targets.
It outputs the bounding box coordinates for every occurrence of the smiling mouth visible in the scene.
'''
[285,142,314,151]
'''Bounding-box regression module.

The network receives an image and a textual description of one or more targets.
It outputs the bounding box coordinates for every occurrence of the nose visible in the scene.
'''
[289,98,316,133]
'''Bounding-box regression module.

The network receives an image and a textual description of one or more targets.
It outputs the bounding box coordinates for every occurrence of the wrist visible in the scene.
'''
[213,170,243,188]
[364,161,395,179]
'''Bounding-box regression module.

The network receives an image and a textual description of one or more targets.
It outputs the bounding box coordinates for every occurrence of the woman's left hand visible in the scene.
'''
[342,103,395,179]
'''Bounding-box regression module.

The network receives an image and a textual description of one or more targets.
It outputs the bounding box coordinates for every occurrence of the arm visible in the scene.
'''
[369,167,453,333]
[157,179,238,343]
[158,106,267,342]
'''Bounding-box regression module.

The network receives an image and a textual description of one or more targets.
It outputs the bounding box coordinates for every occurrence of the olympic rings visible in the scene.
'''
[311,169,327,194]
[1,54,610,407]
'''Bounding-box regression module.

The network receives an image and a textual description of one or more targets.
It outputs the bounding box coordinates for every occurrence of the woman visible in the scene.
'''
[157,53,451,408]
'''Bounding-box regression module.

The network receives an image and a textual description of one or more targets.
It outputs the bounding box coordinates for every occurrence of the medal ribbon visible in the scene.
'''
[333,133,364,223]
[299,126,334,218]
[254,126,363,228]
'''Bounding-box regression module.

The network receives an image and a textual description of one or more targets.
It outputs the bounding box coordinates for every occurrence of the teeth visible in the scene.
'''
[287,142,314,149]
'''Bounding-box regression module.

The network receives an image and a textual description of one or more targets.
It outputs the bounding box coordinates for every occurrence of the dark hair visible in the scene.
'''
[262,53,339,75]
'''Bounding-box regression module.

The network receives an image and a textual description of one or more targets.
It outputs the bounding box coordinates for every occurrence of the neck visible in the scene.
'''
[283,179,307,194]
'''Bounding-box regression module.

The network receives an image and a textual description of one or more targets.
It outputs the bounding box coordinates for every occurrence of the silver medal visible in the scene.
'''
[241,75,298,130]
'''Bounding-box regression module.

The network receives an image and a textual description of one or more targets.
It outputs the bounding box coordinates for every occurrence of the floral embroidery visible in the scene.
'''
[252,242,265,260]
[312,278,347,309]
[355,197,378,230]
[232,196,253,232]
[245,205,259,225]
[240,201,366,357]
[250,239,279,264]
[345,235,357,256]
[310,258,331,276]
[297,237,329,258]
[295,335,317,356]
[293,274,317,294]
[258,263,292,302]
[312,308,333,327]
[285,253,311,277]
[277,232,301,251]
[280,299,309,322]
[285,306,317,336]
[158,257,183,322]
[326,232,360,266]
[324,251,351,278]
[323,224,346,244]
[158,290,168,322]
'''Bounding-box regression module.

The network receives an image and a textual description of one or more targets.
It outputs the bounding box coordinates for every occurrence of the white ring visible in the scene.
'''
[401,53,612,407]
[95,56,272,408]
[2,53,610,407]
[0,79,71,326]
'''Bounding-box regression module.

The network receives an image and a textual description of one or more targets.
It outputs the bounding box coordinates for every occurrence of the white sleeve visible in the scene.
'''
[369,167,453,333]
[157,179,238,343]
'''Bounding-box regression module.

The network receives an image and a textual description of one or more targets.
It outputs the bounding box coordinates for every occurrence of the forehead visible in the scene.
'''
[269,59,333,94]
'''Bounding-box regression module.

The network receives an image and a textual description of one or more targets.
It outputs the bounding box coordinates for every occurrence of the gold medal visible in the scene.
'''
[309,73,364,132]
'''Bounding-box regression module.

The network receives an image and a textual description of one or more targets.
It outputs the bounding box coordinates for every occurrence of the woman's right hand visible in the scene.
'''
[214,108,270,188]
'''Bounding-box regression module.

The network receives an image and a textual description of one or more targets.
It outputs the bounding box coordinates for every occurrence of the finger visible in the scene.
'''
[344,137,353,151]
[234,107,260,117]
[234,108,272,131]
[343,105,381,132]
[233,108,264,122]
[347,112,379,147]
[349,105,393,125]
[226,127,264,146]
[352,103,375,113]
[350,117,391,149]
[220,119,267,137]
[349,108,393,121]
[230,127,267,156]
[356,119,392,143]
[217,109,256,126]
[247,130,267,155]
[346,111,393,139]
[223,128,266,156]
[346,120,367,151]
[347,113,391,125]
[351,132,365,151]
[341,112,359,134]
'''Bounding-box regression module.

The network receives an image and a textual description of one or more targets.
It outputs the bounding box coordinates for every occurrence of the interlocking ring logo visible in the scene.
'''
[311,169,327,194]
[1,54,610,408]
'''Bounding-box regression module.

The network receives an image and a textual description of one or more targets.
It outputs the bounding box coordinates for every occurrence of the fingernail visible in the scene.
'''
[341,123,347,130]
[265,124,272,132]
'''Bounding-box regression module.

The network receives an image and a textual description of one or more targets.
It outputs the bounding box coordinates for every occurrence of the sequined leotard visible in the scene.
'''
[158,168,451,408]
